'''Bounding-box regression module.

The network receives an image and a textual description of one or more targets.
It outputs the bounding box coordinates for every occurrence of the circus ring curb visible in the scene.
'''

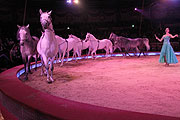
[0,52,180,120]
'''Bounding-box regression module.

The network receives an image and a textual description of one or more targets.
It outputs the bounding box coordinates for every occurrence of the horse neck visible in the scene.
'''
[83,41,90,49]
[27,33,32,41]
[49,23,54,31]
[73,36,81,42]
[89,35,98,42]
[44,28,55,41]
[42,22,53,31]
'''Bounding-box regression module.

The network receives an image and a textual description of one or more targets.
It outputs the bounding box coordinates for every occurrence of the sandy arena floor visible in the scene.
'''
[24,55,180,117]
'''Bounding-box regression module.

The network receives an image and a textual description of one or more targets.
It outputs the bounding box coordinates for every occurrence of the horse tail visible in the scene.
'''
[32,36,40,41]
[144,38,150,51]
[109,40,113,54]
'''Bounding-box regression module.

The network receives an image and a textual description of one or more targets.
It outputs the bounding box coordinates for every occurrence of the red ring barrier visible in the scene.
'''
[0,64,179,120]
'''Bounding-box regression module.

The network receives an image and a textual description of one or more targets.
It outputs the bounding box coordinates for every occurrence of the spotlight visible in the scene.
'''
[67,27,70,30]
[135,8,137,11]
[73,0,79,4]
[67,0,72,4]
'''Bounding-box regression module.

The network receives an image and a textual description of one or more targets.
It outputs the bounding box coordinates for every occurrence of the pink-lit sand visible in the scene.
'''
[24,55,180,117]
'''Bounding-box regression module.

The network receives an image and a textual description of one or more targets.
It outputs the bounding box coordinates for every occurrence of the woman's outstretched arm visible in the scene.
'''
[154,34,164,42]
[169,34,178,38]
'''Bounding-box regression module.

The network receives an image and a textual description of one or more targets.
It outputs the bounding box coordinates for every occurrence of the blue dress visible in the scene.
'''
[159,36,178,64]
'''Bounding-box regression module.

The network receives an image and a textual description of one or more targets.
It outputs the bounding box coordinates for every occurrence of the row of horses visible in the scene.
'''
[17,9,150,83]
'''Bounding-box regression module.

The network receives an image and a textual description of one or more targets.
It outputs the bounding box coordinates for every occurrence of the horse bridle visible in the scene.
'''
[40,16,53,31]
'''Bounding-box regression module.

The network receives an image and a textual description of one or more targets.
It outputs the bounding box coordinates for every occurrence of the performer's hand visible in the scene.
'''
[154,34,158,39]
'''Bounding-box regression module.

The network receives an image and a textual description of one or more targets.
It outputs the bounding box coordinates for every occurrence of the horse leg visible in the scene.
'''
[138,51,141,57]
[58,48,61,63]
[73,50,78,62]
[40,56,45,75]
[125,48,131,57]
[91,49,97,59]
[66,51,69,63]
[94,51,97,59]
[107,46,110,56]
[42,55,51,83]
[74,52,77,62]
[105,47,109,57]
[87,48,91,58]
[60,50,66,66]
[73,48,78,62]
[59,52,62,62]
[91,50,94,59]
[28,56,32,74]
[50,57,55,83]
[135,47,140,56]
[72,51,75,60]
[143,51,146,56]
[113,46,116,53]
[79,49,82,57]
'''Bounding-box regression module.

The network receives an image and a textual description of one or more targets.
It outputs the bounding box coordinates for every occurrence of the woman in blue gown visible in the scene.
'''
[155,28,178,66]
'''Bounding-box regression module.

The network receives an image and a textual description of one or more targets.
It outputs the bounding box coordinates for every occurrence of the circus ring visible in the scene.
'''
[0,52,180,120]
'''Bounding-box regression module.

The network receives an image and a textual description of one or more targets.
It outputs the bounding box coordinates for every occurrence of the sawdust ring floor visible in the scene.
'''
[24,56,180,117]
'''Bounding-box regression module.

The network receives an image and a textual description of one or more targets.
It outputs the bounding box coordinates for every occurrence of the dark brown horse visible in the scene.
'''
[17,24,39,80]
[109,33,150,57]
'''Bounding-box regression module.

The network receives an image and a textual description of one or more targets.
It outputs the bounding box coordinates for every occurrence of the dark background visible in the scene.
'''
[0,0,180,71]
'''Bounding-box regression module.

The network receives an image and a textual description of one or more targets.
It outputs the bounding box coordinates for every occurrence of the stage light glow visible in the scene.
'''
[67,0,72,4]
[73,0,79,4]
[132,25,135,28]
[67,27,70,29]
[135,8,138,11]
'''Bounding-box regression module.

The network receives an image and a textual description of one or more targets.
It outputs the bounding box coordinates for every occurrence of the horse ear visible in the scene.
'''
[48,10,52,15]
[39,9,43,14]
[26,24,29,28]
[17,25,21,28]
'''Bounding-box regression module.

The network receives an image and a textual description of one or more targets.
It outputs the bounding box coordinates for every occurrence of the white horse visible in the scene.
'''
[56,35,80,66]
[68,34,91,58]
[85,33,113,58]
[37,9,58,83]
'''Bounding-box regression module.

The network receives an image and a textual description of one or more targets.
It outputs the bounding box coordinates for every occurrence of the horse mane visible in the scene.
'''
[71,34,82,41]
[88,33,97,41]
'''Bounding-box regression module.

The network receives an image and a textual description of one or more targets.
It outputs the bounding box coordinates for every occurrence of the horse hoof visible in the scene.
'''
[47,80,52,84]
[28,70,32,74]
[23,76,28,81]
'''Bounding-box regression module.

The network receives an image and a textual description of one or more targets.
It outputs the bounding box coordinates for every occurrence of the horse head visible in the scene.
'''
[17,24,30,46]
[68,34,73,38]
[39,9,52,30]
[85,33,91,42]
[85,33,97,42]
[109,33,116,40]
